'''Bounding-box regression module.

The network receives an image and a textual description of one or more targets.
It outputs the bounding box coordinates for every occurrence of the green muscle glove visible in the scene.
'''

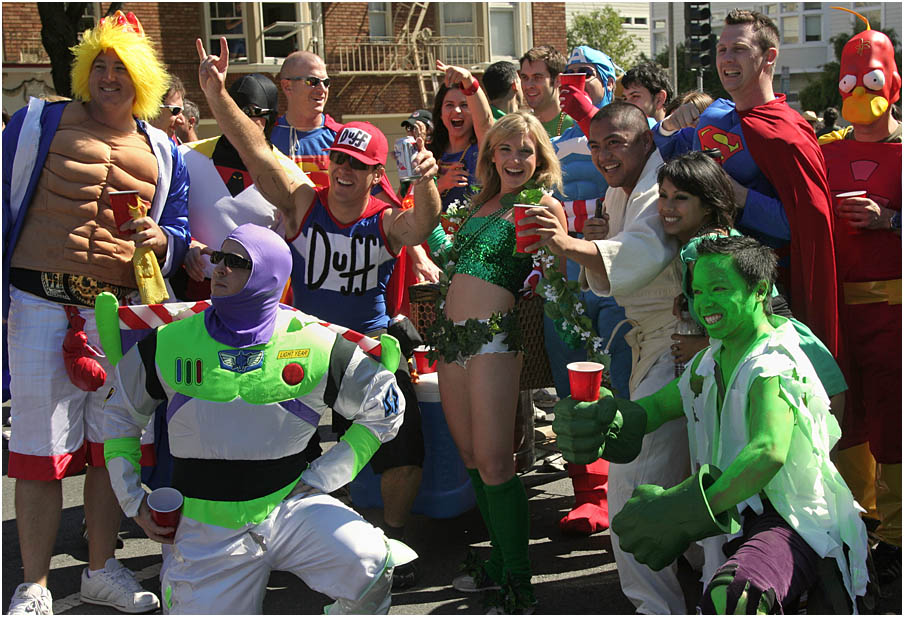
[552,391,646,464]
[610,464,741,571]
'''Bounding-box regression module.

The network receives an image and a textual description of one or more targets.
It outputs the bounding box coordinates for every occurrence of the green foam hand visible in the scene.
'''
[552,387,614,464]
[611,465,741,571]
[553,395,647,465]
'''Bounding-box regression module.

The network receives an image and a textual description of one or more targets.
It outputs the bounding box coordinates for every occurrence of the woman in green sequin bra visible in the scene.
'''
[439,111,566,612]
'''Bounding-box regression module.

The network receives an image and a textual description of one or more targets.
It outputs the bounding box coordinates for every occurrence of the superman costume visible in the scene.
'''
[655,95,840,358]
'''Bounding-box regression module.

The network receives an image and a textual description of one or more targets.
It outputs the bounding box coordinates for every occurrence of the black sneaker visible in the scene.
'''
[482,575,536,615]
[873,541,902,588]
[392,562,417,591]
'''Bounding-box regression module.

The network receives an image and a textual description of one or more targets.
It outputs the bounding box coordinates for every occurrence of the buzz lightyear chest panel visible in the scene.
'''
[156,313,333,404]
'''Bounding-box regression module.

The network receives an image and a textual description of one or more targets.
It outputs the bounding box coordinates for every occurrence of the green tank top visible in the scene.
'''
[454,215,533,295]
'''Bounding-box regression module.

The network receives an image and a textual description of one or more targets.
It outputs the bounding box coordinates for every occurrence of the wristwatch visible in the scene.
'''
[891,210,901,231]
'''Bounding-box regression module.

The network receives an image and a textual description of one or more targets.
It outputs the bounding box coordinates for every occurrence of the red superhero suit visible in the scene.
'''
[820,14,901,549]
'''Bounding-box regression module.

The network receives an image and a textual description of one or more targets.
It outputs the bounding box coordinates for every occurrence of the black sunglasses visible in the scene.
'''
[285,75,331,88]
[241,104,272,118]
[210,251,253,270]
[329,151,375,171]
[160,104,183,116]
[564,67,596,79]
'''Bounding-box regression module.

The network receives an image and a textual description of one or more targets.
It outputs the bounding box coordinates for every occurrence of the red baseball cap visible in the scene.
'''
[324,121,388,166]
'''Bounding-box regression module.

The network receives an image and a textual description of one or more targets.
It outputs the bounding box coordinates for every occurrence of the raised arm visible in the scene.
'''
[196,37,314,233]
[437,59,495,143]
[384,136,441,253]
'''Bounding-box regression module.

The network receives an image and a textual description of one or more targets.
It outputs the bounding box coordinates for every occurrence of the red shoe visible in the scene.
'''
[559,459,609,536]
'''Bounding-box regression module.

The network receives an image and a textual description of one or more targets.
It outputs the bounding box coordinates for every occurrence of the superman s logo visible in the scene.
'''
[698,126,744,163]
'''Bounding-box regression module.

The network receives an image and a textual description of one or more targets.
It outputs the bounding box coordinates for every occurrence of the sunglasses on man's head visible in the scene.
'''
[241,104,272,118]
[329,151,374,171]
[564,67,596,79]
[210,251,253,270]
[284,75,331,89]
[160,104,183,116]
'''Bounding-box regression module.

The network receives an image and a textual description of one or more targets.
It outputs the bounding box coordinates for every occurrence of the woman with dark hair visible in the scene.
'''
[657,151,847,404]
[429,83,480,211]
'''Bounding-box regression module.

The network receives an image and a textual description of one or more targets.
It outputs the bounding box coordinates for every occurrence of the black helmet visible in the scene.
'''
[229,73,279,138]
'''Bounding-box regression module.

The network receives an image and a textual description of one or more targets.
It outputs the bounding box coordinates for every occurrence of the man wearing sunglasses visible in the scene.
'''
[198,36,441,590]
[150,75,186,144]
[176,73,312,303]
[270,50,339,190]
[102,223,413,614]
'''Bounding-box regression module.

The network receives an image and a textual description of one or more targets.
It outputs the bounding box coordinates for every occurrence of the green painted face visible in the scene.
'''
[691,254,766,342]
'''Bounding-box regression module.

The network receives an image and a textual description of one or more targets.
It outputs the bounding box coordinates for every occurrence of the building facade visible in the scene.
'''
[649,2,902,109]
[3,2,569,182]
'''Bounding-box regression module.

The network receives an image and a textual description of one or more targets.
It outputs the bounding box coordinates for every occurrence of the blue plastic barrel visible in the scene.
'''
[349,371,476,518]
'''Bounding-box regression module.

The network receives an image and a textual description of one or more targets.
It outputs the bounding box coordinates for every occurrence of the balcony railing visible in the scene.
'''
[329,35,485,75]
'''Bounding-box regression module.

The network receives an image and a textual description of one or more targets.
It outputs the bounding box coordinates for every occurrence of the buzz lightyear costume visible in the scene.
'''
[102,224,410,614]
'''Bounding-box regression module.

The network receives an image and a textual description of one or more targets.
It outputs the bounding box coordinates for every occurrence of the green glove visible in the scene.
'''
[610,464,741,571]
[553,391,646,464]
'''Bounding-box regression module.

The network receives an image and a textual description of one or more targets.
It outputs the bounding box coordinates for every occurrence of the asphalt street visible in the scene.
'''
[2,401,639,615]
[3,399,901,615]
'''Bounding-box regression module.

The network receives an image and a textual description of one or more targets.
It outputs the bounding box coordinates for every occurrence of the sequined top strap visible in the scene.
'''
[453,215,533,295]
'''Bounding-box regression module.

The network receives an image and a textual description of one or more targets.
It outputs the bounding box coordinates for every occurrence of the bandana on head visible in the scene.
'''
[834,7,902,125]
[205,224,292,348]
[69,10,169,120]
[567,46,622,107]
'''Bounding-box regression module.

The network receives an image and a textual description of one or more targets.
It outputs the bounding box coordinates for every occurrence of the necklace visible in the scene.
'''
[450,200,514,258]
[555,111,565,137]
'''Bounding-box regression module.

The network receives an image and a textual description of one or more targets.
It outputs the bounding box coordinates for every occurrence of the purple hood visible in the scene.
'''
[205,224,291,347]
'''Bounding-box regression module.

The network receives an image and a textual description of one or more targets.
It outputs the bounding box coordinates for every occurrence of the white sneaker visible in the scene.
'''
[8,583,53,615]
[80,558,160,613]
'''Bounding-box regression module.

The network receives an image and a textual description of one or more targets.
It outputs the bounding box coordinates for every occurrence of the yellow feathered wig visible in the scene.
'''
[70,11,169,121]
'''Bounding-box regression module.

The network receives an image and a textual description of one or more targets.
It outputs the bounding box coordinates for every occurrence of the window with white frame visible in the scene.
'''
[440,4,477,65]
[208,2,247,62]
[782,15,800,44]
[368,3,391,41]
[489,3,516,59]
[804,15,821,42]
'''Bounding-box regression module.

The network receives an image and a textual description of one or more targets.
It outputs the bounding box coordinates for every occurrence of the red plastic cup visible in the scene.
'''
[514,204,543,253]
[109,190,140,237]
[835,190,868,233]
[567,361,604,402]
[147,487,183,536]
[559,72,586,92]
[413,346,437,374]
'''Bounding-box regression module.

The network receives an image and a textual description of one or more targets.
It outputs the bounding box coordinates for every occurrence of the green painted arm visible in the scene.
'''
[704,375,794,515]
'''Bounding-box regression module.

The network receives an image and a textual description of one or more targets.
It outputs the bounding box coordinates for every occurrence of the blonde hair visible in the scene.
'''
[473,110,563,206]
[70,13,169,120]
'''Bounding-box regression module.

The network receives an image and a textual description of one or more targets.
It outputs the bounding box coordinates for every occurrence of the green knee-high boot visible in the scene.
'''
[467,468,505,583]
[483,475,531,585]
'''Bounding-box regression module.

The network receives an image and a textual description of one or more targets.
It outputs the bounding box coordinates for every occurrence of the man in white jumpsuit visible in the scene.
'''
[526,101,690,613]
[102,224,410,614]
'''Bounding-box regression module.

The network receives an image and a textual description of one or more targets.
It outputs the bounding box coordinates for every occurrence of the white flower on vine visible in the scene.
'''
[543,288,559,302]
[571,324,583,336]
[574,303,585,316]
[591,337,604,352]
[580,330,591,341]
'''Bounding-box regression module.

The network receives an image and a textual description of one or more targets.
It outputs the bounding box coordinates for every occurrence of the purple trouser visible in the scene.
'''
[699,500,820,614]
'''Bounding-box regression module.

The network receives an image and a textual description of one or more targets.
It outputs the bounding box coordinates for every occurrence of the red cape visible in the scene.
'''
[739,95,841,357]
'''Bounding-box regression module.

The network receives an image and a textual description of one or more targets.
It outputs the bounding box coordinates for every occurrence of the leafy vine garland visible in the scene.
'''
[426,186,611,371]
